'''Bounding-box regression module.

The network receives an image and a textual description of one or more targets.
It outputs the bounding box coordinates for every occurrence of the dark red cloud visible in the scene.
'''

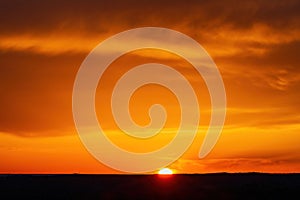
[0,0,299,36]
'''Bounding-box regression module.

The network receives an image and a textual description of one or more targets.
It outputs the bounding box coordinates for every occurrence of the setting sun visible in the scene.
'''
[158,168,173,175]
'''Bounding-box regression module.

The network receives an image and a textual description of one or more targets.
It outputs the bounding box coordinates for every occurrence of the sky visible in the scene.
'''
[0,0,300,173]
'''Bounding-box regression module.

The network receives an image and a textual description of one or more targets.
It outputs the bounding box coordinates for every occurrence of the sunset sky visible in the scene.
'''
[0,0,299,173]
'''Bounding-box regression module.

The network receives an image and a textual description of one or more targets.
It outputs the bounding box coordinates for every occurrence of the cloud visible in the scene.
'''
[0,0,299,138]
[171,156,300,173]
[0,35,100,54]
[1,0,299,38]
[1,0,299,34]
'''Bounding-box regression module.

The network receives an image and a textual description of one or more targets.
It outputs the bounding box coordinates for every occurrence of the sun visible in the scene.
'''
[158,168,173,175]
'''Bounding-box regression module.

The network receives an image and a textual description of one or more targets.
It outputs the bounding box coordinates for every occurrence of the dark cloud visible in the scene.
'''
[0,0,299,37]
[213,0,300,29]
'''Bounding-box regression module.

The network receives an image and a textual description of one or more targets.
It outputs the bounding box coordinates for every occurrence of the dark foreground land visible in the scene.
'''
[0,173,299,199]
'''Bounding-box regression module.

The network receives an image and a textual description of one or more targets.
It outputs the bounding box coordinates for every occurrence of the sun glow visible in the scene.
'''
[158,168,173,175]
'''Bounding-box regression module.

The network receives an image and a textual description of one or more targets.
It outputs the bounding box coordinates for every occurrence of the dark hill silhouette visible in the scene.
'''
[1,173,299,199]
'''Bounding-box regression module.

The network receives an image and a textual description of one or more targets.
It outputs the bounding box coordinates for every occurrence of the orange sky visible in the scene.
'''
[0,0,300,174]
